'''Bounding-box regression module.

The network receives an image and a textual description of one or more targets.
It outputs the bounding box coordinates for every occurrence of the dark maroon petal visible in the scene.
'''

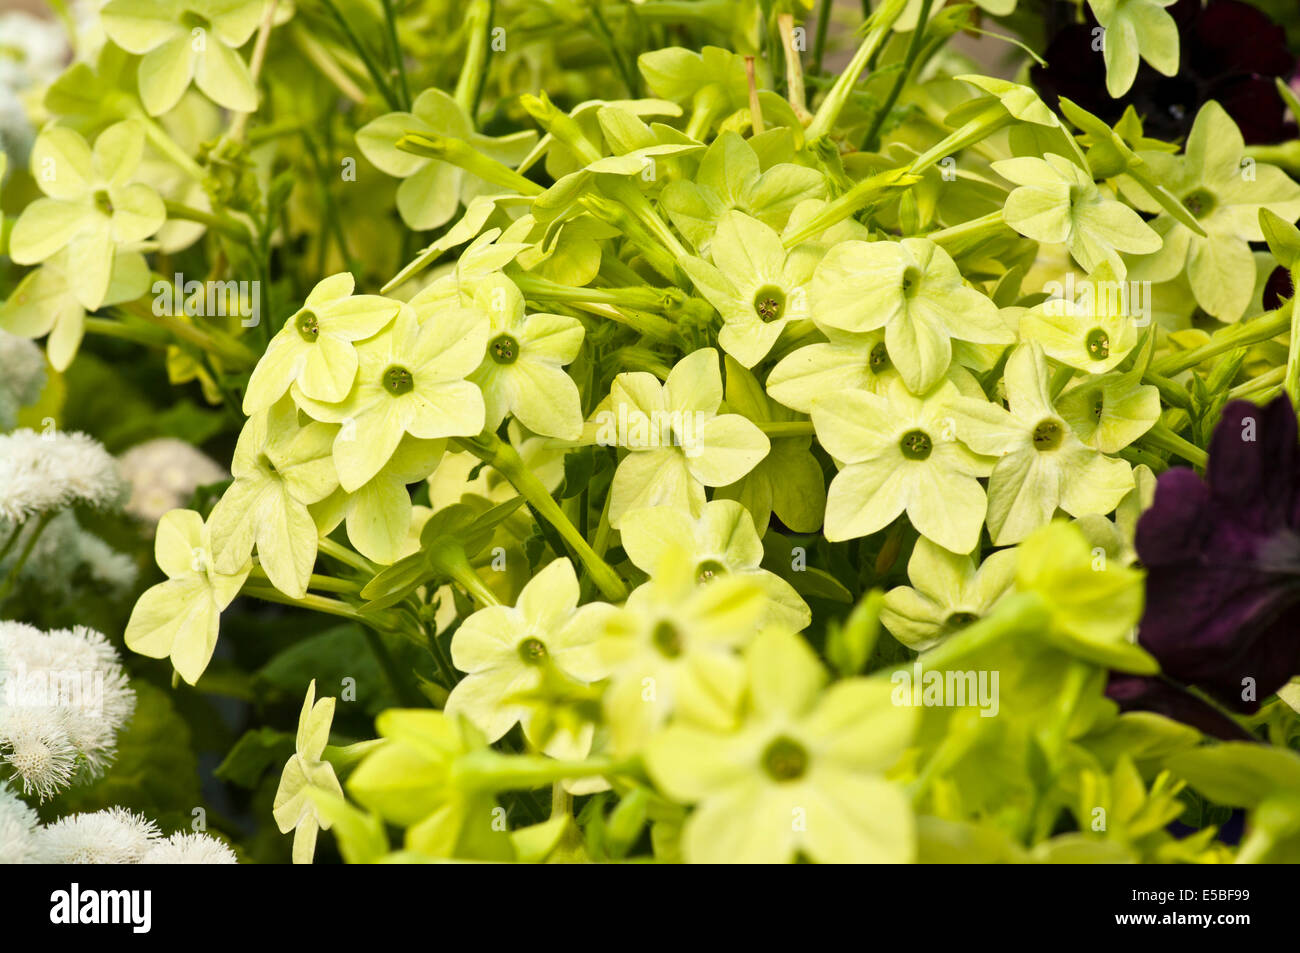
[1188,1,1294,81]
[1134,467,1211,567]
[1105,674,1256,740]
[1264,265,1293,311]
[1208,76,1292,145]
[1206,397,1299,517]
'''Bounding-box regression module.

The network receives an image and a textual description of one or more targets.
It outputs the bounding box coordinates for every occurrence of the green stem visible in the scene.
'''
[805,0,906,142]
[861,0,933,151]
[379,0,412,110]
[454,0,492,119]
[319,537,378,576]
[83,317,171,349]
[318,0,401,109]
[781,165,920,247]
[0,511,56,604]
[163,200,253,242]
[907,105,1010,176]
[289,21,366,103]
[456,433,629,601]
[811,0,833,75]
[117,303,257,367]
[1141,421,1209,469]
[396,133,542,194]
[1150,302,1292,376]
[1228,365,1286,400]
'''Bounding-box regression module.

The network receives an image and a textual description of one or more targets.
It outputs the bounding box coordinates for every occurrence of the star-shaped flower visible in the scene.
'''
[459,274,584,440]
[356,87,536,231]
[598,348,769,529]
[619,499,811,631]
[445,558,616,759]
[645,628,917,864]
[681,211,821,368]
[881,538,1017,651]
[207,396,338,597]
[810,238,1014,394]
[8,122,164,312]
[243,273,401,414]
[124,508,251,684]
[101,0,265,115]
[960,343,1134,546]
[294,305,487,491]
[812,378,1000,553]
[1121,101,1300,321]
[993,154,1161,276]
[273,680,344,865]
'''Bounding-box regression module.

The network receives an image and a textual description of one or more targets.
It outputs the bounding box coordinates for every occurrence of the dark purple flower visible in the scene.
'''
[1133,396,1300,711]
[1032,0,1296,145]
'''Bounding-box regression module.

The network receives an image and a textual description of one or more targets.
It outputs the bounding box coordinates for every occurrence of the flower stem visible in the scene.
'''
[453,0,492,119]
[861,0,934,151]
[805,0,906,142]
[1140,421,1209,469]
[456,432,629,601]
[397,133,543,195]
[0,511,57,604]
[1150,302,1292,376]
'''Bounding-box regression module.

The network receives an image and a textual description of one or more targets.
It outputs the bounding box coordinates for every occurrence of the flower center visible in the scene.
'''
[1182,188,1216,219]
[901,265,923,298]
[1085,328,1110,360]
[181,10,210,30]
[762,736,809,782]
[93,190,114,216]
[1032,419,1064,451]
[900,429,932,461]
[695,558,727,584]
[752,285,786,323]
[383,365,414,395]
[651,620,683,658]
[295,309,321,342]
[257,453,278,475]
[490,334,519,364]
[868,341,891,374]
[1093,395,1105,420]
[944,611,978,632]
[517,637,548,666]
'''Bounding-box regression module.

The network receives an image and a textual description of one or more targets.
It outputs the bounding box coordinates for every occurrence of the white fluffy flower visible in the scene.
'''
[0,622,135,798]
[0,782,40,863]
[34,807,161,864]
[118,438,228,526]
[0,429,127,523]
[0,329,46,429]
[140,832,238,865]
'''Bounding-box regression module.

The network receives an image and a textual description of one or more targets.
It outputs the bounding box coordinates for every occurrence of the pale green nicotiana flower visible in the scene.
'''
[597,348,769,529]
[955,343,1134,546]
[125,508,251,685]
[597,546,767,757]
[994,153,1161,276]
[273,680,345,865]
[1121,101,1300,321]
[880,538,1017,651]
[445,558,617,759]
[207,396,339,598]
[459,274,585,440]
[646,628,917,864]
[680,210,820,368]
[811,378,1002,554]
[810,238,1014,394]
[356,87,536,231]
[619,499,811,631]
[0,248,151,372]
[100,0,266,115]
[294,304,488,492]
[8,122,164,312]
[243,273,401,415]
[1018,262,1140,373]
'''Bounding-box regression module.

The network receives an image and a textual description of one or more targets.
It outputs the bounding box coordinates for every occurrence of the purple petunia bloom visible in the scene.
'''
[1129,395,1300,712]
